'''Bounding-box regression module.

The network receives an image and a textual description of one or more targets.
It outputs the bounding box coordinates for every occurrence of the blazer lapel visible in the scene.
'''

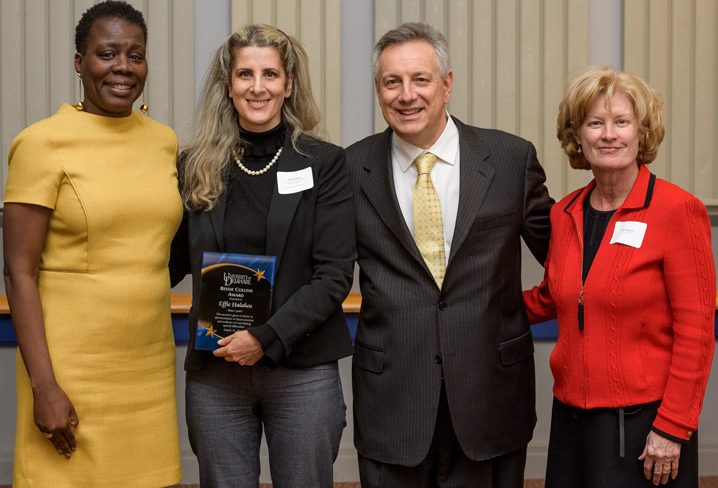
[266,136,305,264]
[448,120,495,264]
[360,129,425,264]
[209,174,230,249]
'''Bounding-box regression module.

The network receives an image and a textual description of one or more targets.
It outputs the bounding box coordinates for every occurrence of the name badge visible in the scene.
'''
[277,167,314,194]
[610,221,647,248]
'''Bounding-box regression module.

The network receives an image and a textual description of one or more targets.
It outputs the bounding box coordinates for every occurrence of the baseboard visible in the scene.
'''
[525,442,548,478]
[6,440,716,485]
[179,448,199,484]
[0,449,11,483]
[333,445,360,481]
[699,439,718,476]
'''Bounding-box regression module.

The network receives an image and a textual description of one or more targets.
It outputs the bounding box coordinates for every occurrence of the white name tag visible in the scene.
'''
[610,221,647,248]
[277,167,314,194]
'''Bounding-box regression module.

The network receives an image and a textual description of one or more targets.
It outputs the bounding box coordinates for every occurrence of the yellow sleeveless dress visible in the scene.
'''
[5,104,183,487]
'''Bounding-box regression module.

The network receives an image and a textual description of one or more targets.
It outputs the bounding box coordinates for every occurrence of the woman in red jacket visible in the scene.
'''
[524,67,715,487]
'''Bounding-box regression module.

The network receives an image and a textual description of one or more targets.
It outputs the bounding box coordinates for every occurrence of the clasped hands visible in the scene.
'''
[214,330,264,366]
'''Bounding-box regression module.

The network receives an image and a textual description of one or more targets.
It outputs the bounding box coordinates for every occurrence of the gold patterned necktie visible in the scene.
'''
[413,151,446,287]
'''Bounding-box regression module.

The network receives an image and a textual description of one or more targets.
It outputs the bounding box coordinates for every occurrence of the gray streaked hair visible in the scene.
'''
[372,22,450,78]
[181,24,320,211]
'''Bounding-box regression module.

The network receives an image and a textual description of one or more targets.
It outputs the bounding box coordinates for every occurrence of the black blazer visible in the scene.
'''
[170,134,355,370]
[347,117,553,465]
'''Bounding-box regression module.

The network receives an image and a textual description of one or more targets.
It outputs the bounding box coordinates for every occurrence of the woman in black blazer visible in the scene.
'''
[169,24,355,488]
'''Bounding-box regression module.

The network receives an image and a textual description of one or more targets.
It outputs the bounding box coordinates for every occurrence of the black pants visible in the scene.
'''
[546,397,698,488]
[358,383,527,488]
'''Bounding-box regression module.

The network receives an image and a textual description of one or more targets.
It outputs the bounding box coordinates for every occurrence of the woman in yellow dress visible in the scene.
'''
[3,1,182,486]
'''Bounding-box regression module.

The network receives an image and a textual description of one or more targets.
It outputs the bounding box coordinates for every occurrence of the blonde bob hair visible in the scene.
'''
[557,67,665,170]
[182,24,320,211]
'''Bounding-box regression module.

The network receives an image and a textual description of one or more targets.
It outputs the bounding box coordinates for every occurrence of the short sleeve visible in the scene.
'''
[4,124,64,209]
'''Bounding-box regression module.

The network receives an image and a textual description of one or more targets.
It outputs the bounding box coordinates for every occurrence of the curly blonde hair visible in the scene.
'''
[182,24,320,211]
[557,67,665,170]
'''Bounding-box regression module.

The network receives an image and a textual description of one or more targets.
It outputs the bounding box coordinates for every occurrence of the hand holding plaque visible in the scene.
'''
[195,252,277,351]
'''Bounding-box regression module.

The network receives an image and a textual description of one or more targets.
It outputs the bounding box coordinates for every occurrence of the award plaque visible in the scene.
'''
[195,252,277,351]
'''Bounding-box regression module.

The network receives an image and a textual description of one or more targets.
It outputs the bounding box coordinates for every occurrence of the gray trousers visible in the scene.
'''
[186,359,346,488]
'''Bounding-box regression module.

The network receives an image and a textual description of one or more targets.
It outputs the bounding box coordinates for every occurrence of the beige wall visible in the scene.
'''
[231,0,342,145]
[1,0,718,483]
[624,0,718,206]
[3,1,717,204]
[0,0,195,193]
[373,0,593,198]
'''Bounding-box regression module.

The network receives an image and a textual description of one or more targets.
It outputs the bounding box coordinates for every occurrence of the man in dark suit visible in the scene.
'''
[346,22,553,487]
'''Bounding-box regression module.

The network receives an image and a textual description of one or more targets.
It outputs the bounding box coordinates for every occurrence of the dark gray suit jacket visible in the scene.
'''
[347,116,553,465]
[170,134,355,370]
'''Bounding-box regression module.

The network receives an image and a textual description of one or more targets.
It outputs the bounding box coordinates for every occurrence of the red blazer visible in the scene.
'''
[524,164,715,441]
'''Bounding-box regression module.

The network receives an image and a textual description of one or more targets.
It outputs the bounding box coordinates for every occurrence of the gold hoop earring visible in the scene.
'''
[74,72,84,111]
[140,90,148,113]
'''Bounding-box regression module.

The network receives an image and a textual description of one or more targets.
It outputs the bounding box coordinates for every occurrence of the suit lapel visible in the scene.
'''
[266,136,305,263]
[448,119,495,264]
[360,130,425,264]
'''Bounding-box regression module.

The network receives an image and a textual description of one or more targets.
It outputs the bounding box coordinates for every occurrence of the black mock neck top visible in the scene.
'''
[223,122,285,255]
[223,122,286,362]
[582,192,616,282]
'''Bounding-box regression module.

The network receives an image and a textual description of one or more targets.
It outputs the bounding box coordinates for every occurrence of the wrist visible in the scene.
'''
[31,378,59,395]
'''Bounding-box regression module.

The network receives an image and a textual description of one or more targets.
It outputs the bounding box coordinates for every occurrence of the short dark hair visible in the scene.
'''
[75,0,147,54]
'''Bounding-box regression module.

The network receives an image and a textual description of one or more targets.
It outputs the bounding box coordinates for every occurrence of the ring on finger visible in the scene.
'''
[42,432,53,439]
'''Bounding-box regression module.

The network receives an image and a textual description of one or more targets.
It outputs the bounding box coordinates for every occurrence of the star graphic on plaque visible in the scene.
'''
[204,324,218,337]
[254,269,266,281]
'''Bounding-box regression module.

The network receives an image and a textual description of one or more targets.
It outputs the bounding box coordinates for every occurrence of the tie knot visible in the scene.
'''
[414,152,438,175]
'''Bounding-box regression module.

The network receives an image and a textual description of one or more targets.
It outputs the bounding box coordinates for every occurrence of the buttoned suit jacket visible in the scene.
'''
[346,116,553,465]
[170,134,355,370]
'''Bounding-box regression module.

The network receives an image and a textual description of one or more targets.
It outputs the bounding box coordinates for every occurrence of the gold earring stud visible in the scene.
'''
[74,72,84,111]
[139,90,148,113]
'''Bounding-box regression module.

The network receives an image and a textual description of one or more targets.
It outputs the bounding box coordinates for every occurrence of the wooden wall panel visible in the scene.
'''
[374,0,590,198]
[447,1,472,123]
[471,0,494,129]
[231,0,342,144]
[564,0,592,193]
[1,0,24,192]
[48,1,76,113]
[624,0,718,205]
[24,0,50,123]
[693,0,717,201]
[0,0,195,198]
[169,0,196,143]
[541,1,568,195]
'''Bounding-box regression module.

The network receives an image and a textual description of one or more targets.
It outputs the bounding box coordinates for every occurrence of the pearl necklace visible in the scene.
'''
[234,147,283,176]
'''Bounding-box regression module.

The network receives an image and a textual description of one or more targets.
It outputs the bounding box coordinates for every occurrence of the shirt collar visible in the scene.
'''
[392,113,459,173]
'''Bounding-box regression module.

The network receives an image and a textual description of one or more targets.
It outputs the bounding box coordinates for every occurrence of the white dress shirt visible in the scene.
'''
[391,114,460,263]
